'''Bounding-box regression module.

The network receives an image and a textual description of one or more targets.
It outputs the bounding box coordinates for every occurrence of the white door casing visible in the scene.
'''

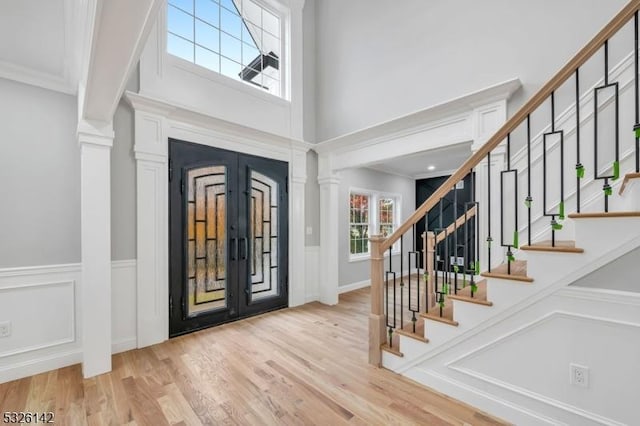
[127,92,310,348]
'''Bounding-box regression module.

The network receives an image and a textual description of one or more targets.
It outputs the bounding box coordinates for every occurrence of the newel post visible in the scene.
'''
[369,235,386,366]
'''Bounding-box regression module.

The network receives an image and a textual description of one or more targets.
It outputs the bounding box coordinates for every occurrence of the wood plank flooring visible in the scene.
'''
[0,288,508,425]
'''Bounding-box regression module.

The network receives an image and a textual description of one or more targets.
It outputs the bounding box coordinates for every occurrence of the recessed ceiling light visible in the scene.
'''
[428,165,436,171]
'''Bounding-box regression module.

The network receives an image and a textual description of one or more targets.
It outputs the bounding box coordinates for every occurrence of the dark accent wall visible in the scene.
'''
[415,174,475,268]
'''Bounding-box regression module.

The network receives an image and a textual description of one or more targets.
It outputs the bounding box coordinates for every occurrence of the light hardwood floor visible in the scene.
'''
[0,288,508,425]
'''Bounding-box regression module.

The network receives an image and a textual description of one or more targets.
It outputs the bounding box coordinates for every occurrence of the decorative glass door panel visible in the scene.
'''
[250,171,279,302]
[169,140,288,337]
[186,166,227,316]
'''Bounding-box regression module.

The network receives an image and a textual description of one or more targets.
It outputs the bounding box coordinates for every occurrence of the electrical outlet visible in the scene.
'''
[0,321,11,338]
[570,363,589,388]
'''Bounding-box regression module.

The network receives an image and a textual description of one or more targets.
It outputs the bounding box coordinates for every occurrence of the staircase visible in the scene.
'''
[368,2,640,424]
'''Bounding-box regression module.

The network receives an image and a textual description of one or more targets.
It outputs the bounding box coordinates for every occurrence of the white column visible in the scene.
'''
[289,146,308,307]
[78,121,114,378]
[133,111,169,348]
[318,173,340,305]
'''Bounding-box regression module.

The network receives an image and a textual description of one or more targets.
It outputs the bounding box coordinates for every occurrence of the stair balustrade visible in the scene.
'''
[369,0,640,365]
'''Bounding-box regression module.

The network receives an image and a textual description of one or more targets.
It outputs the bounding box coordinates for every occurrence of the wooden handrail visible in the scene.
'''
[435,205,477,244]
[380,0,640,252]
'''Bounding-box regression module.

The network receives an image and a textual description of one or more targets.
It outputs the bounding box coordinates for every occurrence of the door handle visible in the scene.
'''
[240,237,248,260]
[230,238,238,261]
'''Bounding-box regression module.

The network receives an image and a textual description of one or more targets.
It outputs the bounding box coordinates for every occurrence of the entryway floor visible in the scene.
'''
[0,288,507,425]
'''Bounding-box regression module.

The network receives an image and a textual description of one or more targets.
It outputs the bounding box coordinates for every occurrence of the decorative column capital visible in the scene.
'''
[318,174,340,186]
[77,120,114,149]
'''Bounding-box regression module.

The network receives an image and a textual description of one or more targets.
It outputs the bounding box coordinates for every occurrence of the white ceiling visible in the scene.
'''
[366,142,473,179]
[0,0,77,94]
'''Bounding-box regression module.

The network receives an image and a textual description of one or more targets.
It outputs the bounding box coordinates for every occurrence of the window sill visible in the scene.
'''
[168,55,291,108]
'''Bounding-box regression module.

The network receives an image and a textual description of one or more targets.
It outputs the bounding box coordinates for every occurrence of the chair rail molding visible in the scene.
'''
[313,79,520,306]
[126,91,311,349]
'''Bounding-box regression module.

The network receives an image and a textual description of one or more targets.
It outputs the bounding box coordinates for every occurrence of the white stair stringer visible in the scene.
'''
[380,216,640,424]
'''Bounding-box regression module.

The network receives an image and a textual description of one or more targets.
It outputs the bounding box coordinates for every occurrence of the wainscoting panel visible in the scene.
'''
[0,260,137,383]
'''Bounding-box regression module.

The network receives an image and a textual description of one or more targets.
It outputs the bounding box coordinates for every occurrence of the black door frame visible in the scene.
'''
[168,139,289,337]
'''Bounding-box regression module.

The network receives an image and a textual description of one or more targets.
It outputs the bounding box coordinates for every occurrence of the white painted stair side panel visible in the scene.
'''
[451,300,495,325]
[485,279,538,309]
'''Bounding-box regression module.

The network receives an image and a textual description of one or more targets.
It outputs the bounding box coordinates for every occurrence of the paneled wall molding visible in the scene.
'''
[0,260,137,384]
[130,93,311,348]
[78,119,113,379]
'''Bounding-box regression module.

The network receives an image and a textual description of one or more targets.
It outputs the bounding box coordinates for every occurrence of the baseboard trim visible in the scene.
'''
[338,280,370,294]
[0,349,82,384]
[405,368,561,425]
[112,338,137,355]
[305,293,320,303]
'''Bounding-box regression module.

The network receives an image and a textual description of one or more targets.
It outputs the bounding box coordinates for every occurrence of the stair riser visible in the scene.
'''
[423,318,459,343]
[451,300,495,325]
[619,182,640,210]
[574,217,640,253]
[485,279,538,307]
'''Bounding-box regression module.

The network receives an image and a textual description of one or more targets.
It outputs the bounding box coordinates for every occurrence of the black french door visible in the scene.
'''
[169,139,289,337]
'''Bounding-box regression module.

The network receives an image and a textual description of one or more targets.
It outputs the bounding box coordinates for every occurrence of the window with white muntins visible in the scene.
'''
[349,191,401,260]
[167,0,283,97]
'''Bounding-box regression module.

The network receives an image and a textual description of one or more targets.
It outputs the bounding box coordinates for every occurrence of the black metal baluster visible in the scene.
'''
[526,115,532,245]
[453,184,458,294]
[487,153,492,272]
[594,40,619,212]
[424,212,429,314]
[408,224,419,333]
[400,235,404,332]
[636,11,640,172]
[471,169,479,297]
[385,246,397,347]
[544,92,564,247]
[576,69,583,212]
[501,134,516,274]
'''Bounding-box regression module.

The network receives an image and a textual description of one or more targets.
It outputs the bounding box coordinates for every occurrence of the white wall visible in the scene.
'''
[111,69,139,261]
[0,78,79,268]
[314,0,628,142]
[572,246,640,293]
[338,167,415,287]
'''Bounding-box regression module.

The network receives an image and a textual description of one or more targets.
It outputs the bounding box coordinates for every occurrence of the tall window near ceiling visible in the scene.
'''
[349,193,370,256]
[167,0,283,97]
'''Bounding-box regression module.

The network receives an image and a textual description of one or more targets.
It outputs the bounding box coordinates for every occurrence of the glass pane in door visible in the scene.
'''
[250,171,279,301]
[186,166,228,316]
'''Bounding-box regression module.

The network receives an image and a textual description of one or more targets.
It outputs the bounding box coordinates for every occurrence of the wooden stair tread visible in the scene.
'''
[395,321,429,343]
[568,211,640,219]
[520,240,584,253]
[420,301,459,326]
[447,279,493,306]
[481,260,534,282]
[619,172,640,195]
[381,343,403,357]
